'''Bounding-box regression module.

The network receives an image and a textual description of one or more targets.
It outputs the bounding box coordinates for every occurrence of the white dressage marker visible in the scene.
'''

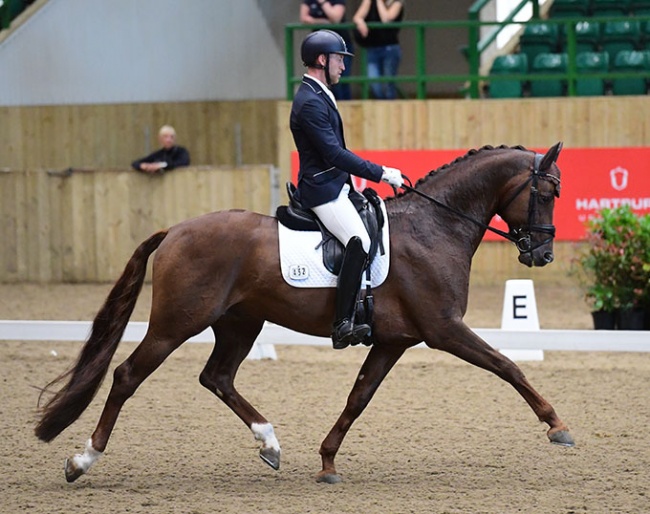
[499,279,544,362]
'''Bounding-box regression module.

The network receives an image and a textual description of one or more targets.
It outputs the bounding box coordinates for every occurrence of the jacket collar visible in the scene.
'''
[302,75,338,111]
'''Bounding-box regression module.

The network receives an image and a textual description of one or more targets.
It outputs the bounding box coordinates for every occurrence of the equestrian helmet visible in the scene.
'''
[301,30,353,67]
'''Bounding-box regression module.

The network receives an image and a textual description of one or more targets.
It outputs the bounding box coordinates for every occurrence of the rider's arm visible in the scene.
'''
[298,98,383,182]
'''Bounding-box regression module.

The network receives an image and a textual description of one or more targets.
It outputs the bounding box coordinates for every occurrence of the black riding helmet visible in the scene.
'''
[301,30,354,86]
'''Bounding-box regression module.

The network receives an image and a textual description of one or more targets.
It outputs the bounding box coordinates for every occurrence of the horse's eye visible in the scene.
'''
[539,194,553,204]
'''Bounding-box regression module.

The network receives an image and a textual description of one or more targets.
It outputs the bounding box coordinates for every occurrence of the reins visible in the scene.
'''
[399,179,521,246]
[397,152,559,255]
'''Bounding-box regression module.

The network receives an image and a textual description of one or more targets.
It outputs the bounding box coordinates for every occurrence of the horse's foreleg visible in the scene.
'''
[431,322,574,446]
[317,344,405,484]
[198,315,281,470]
[64,332,184,482]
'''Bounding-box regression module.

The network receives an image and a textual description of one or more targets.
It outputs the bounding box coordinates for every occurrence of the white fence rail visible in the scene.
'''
[1,320,649,354]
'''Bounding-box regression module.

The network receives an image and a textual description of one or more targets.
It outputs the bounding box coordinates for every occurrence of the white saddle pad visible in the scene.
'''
[278,201,390,288]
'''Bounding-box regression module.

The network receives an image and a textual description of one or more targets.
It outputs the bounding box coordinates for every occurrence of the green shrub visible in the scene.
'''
[574,205,650,312]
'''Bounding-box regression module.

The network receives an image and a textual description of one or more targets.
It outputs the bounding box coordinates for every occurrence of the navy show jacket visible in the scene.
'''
[290,76,383,209]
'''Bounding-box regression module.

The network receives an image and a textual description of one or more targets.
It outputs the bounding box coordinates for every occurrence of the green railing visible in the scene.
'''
[285,8,650,100]
[466,0,542,98]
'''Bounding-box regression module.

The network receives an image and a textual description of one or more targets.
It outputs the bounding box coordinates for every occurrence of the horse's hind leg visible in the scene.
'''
[431,321,574,446]
[198,314,281,470]
[64,332,185,482]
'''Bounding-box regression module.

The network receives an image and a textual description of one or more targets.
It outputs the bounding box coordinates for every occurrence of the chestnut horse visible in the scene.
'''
[36,143,574,484]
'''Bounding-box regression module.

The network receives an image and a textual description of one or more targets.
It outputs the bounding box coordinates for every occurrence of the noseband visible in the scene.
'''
[400,153,561,256]
[498,153,561,255]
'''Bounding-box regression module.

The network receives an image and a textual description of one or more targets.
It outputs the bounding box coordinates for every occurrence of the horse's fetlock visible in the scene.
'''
[538,405,557,424]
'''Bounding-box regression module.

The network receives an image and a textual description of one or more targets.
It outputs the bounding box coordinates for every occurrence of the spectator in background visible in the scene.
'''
[300,0,353,100]
[353,0,405,100]
[131,125,190,175]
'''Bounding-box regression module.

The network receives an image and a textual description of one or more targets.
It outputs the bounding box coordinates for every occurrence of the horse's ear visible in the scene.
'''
[539,141,563,171]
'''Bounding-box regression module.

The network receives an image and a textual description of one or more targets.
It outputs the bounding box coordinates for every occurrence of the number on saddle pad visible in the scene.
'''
[276,184,385,276]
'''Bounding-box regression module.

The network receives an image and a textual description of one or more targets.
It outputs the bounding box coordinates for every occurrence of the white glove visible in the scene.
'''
[381,166,404,188]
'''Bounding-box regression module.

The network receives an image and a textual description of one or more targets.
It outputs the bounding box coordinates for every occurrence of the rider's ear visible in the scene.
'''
[539,141,563,171]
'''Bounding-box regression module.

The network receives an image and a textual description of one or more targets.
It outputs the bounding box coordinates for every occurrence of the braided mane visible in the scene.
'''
[386,144,529,202]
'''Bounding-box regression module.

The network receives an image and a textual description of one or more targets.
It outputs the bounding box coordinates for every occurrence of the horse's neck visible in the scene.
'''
[435,152,520,216]
[386,151,522,249]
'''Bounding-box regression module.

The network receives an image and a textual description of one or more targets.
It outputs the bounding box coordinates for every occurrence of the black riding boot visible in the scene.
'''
[332,236,371,350]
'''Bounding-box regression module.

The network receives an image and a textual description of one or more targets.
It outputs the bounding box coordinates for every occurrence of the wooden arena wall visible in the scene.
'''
[0,166,273,283]
[3,96,649,283]
[0,100,278,171]
[276,96,650,176]
[277,96,650,285]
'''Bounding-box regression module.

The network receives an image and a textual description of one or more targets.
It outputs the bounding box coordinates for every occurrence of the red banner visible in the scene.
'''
[290,147,650,241]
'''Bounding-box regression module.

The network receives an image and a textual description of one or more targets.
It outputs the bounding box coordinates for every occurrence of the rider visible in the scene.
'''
[290,29,404,350]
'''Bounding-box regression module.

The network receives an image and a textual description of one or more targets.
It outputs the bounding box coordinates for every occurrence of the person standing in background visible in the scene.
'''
[353,0,404,100]
[131,125,190,175]
[300,0,354,100]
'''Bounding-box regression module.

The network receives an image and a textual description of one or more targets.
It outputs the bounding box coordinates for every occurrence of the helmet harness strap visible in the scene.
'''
[324,53,332,87]
[313,53,332,87]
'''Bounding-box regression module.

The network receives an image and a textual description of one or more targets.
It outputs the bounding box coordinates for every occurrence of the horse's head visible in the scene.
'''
[499,142,563,267]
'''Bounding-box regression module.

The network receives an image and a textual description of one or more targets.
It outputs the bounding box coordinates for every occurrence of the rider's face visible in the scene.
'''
[328,53,345,84]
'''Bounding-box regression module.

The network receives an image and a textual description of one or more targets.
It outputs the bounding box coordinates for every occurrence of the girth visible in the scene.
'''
[276,182,385,275]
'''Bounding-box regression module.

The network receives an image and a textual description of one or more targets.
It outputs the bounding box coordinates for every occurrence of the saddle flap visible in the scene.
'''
[277,183,386,276]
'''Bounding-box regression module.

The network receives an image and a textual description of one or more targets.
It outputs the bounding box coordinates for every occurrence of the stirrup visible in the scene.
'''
[331,319,371,349]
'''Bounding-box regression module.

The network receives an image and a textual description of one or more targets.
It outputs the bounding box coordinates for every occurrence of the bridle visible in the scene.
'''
[399,152,561,257]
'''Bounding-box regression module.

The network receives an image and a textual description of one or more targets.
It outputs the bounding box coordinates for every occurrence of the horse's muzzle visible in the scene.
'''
[518,249,554,268]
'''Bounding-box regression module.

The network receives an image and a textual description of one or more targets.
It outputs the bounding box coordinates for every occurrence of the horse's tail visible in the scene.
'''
[35,230,169,442]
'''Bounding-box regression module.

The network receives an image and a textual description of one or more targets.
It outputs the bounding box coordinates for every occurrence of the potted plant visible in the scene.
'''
[636,212,650,329]
[575,205,650,330]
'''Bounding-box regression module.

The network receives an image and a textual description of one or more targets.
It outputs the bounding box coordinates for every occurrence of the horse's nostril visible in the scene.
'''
[543,252,554,263]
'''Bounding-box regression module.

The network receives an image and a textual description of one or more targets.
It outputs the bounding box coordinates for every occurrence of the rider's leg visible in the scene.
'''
[332,236,371,348]
[311,185,371,349]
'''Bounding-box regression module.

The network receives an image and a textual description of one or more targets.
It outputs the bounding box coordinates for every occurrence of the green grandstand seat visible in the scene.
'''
[489,54,528,98]
[550,0,590,18]
[0,2,10,30]
[629,1,650,14]
[575,51,609,95]
[601,20,642,63]
[530,53,568,97]
[520,23,560,64]
[590,0,632,16]
[611,49,649,94]
[642,20,650,50]
[561,20,601,54]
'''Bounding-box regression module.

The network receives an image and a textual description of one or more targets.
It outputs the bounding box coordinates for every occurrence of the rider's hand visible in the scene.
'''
[381,166,404,188]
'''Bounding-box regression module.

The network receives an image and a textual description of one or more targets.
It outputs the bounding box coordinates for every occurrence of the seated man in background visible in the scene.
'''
[131,125,190,174]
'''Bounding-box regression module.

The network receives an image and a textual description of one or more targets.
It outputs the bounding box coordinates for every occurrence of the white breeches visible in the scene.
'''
[311,184,371,253]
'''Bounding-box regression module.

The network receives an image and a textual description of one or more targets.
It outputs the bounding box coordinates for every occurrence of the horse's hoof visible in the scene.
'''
[549,430,575,447]
[64,458,84,483]
[259,447,280,470]
[316,472,342,484]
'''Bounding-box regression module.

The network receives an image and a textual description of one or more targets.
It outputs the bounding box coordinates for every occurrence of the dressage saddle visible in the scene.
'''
[276,182,385,275]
